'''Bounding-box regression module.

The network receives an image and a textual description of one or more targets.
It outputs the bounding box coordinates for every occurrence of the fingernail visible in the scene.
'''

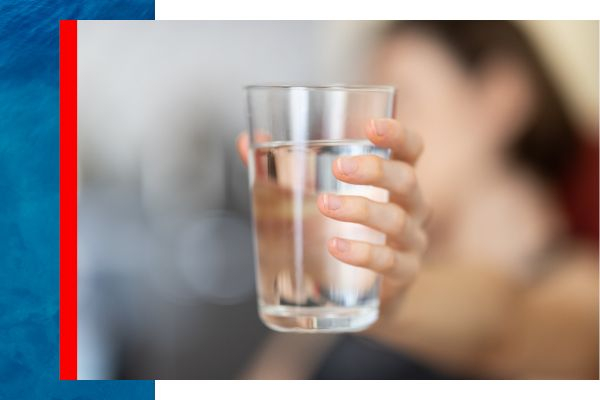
[337,157,358,175]
[323,194,342,210]
[372,119,386,136]
[333,238,350,253]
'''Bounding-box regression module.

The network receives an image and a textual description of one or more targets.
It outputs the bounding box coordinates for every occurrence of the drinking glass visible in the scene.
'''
[246,85,395,332]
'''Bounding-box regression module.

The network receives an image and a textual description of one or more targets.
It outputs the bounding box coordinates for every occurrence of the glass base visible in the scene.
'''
[259,305,378,333]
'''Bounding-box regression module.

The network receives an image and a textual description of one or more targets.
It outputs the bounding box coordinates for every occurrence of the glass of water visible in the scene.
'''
[246,85,395,332]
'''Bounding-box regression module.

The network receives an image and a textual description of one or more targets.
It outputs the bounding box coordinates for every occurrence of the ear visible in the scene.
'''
[477,54,537,144]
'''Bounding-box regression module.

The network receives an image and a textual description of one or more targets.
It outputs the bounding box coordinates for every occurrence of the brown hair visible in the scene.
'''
[382,20,580,187]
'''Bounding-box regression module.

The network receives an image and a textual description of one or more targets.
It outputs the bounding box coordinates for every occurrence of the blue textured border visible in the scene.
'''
[0,1,155,398]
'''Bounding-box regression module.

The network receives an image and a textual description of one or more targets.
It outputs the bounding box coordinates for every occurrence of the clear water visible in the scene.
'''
[249,140,389,332]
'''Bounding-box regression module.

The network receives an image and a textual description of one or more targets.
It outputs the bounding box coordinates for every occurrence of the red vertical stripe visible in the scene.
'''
[59,19,78,381]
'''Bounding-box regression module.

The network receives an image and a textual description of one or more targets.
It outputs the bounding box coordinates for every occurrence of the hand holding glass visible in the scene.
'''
[244,85,427,332]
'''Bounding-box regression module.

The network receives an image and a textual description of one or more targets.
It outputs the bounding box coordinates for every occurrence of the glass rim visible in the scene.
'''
[245,84,395,93]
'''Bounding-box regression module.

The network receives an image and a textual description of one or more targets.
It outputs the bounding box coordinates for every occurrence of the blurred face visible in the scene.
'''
[370,33,528,216]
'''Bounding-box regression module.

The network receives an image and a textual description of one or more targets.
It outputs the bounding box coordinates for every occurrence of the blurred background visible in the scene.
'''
[77,21,598,379]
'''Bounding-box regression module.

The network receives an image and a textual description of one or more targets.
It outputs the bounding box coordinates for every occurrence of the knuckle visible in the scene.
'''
[416,230,429,254]
[401,167,418,193]
[359,244,373,266]
[380,248,396,272]
[391,207,407,236]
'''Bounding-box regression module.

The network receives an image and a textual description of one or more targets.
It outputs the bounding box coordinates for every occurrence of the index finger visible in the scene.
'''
[366,118,423,164]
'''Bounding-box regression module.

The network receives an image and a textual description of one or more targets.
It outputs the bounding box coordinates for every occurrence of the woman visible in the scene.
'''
[238,21,598,379]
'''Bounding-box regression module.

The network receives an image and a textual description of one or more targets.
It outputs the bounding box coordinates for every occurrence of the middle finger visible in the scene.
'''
[317,193,425,251]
